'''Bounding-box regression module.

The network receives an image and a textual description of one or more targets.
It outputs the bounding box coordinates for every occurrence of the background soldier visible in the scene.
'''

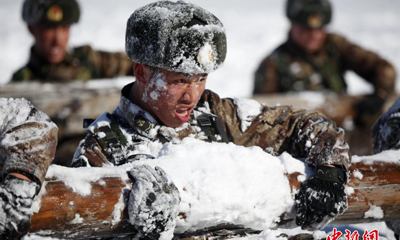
[253,0,396,127]
[0,98,58,239]
[73,1,350,236]
[11,0,134,82]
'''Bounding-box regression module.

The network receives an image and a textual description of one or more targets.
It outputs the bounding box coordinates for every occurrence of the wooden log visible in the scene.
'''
[28,158,400,239]
[0,82,126,166]
[0,82,124,138]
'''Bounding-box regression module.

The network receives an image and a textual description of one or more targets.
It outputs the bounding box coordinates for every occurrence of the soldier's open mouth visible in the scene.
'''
[176,107,192,122]
[51,46,61,54]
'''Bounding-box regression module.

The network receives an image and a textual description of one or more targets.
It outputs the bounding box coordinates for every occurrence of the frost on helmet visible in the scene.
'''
[372,98,400,153]
[125,0,227,74]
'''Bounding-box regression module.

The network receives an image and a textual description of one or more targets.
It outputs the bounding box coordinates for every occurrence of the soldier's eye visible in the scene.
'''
[174,79,186,84]
[199,77,207,82]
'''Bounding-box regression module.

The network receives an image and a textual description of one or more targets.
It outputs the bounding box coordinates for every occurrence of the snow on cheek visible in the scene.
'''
[150,91,160,101]
[143,72,167,103]
[150,79,168,101]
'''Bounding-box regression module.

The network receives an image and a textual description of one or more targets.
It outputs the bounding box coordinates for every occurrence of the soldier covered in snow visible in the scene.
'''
[11,0,134,82]
[372,98,400,240]
[0,98,58,239]
[254,0,396,126]
[72,0,351,237]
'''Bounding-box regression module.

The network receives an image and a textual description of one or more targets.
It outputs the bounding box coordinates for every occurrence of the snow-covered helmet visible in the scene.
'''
[22,0,80,25]
[286,0,332,29]
[125,0,227,74]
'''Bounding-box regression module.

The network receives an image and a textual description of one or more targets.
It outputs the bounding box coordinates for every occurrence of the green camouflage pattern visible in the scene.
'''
[254,33,396,101]
[73,85,350,175]
[11,45,134,82]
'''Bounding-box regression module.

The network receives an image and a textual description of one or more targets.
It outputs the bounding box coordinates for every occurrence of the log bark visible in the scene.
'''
[28,159,400,239]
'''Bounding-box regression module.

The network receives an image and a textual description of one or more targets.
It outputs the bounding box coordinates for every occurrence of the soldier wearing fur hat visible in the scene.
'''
[11,0,134,82]
[254,0,396,127]
[73,1,351,237]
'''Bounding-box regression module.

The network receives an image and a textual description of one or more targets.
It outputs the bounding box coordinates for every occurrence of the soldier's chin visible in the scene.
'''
[305,43,322,53]
[47,51,66,64]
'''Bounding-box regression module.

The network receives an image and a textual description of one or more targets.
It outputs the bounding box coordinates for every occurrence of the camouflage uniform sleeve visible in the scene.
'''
[78,45,134,78]
[330,33,396,99]
[0,98,58,186]
[253,55,281,94]
[203,90,350,174]
[10,67,34,82]
[71,132,113,168]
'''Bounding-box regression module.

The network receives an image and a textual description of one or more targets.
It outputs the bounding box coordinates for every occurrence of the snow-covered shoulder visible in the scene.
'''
[233,98,262,132]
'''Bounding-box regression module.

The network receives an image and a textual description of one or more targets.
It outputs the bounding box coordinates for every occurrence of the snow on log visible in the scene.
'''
[27,139,400,239]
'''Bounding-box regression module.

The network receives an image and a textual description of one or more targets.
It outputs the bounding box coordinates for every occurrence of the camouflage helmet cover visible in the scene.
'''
[22,0,80,25]
[286,0,332,29]
[125,0,227,74]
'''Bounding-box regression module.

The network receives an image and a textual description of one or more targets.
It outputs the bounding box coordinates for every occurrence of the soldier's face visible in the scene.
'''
[29,24,70,64]
[290,23,326,53]
[143,68,208,128]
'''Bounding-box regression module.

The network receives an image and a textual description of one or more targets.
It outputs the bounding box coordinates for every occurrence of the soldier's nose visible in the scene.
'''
[181,91,192,103]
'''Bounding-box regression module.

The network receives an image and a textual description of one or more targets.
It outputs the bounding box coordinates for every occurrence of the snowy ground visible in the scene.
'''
[1,0,399,239]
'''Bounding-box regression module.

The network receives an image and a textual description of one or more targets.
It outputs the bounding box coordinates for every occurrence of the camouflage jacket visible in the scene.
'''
[11,45,134,82]
[72,83,350,174]
[254,33,396,100]
[0,98,58,186]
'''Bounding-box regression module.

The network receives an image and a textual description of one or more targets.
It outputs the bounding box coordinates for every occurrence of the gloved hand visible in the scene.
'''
[0,175,38,240]
[353,95,385,126]
[128,165,180,239]
[295,166,347,231]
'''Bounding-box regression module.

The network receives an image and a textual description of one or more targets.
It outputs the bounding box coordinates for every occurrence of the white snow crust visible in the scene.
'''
[352,149,400,164]
[352,170,363,180]
[233,98,262,132]
[41,138,306,236]
[45,165,130,196]
[364,205,384,219]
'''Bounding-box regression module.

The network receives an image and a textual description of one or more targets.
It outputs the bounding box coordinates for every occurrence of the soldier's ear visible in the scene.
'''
[134,63,148,85]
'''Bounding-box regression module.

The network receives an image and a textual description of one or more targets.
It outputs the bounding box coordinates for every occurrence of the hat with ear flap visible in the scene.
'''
[125,0,227,74]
